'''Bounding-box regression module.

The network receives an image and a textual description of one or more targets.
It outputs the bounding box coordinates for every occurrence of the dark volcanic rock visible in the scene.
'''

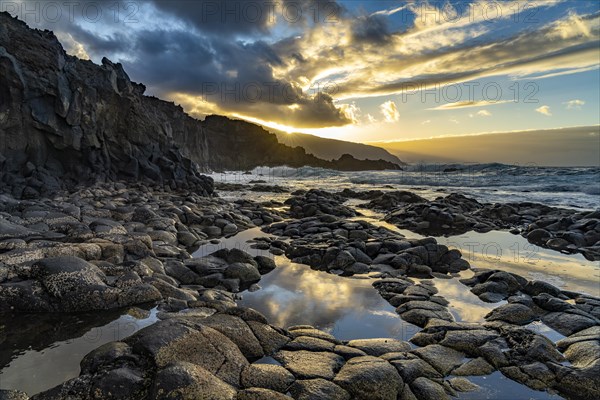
[0,12,213,197]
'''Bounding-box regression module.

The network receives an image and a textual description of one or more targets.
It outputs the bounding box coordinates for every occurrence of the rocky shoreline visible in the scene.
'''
[2,8,598,400]
[337,190,600,261]
[1,184,599,400]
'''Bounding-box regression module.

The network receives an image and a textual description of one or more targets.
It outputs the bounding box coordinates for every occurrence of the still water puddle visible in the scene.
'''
[0,307,157,396]
[457,372,563,400]
[238,258,420,342]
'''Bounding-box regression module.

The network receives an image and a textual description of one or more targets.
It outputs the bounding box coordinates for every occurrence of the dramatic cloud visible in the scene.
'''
[5,0,598,131]
[380,101,399,123]
[536,105,553,116]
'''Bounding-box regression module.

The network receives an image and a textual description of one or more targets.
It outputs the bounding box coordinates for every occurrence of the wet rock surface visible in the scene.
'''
[1,185,599,400]
[372,191,600,261]
[0,182,284,312]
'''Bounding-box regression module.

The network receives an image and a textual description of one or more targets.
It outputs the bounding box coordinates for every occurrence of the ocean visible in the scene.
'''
[211,163,600,210]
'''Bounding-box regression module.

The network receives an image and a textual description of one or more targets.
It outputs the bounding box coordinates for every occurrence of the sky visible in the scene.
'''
[4,0,600,143]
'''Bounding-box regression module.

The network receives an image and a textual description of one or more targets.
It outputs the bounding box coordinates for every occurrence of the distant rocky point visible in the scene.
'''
[274,130,405,166]
[0,12,401,199]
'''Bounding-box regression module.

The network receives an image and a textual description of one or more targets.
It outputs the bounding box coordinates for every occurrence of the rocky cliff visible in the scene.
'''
[0,12,400,199]
[0,12,214,198]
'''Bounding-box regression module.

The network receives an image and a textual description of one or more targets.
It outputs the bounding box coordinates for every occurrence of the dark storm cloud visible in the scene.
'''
[6,0,351,127]
[120,27,351,127]
[148,0,345,36]
[350,14,390,44]
[148,0,272,36]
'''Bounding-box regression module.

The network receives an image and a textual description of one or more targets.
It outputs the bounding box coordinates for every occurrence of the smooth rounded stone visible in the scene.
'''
[333,356,403,400]
[478,291,507,303]
[119,284,163,306]
[252,242,271,250]
[477,339,510,368]
[148,278,197,302]
[347,248,372,264]
[286,336,336,352]
[218,248,259,265]
[254,256,277,274]
[348,230,369,241]
[527,228,552,245]
[488,271,525,291]
[247,321,291,355]
[485,303,538,325]
[164,260,201,284]
[205,226,222,237]
[556,326,600,350]
[409,331,445,347]
[448,377,480,392]
[89,367,146,399]
[151,361,236,399]
[201,314,265,360]
[532,293,571,311]
[389,358,442,383]
[396,300,448,314]
[289,378,351,400]
[225,263,261,285]
[153,243,184,258]
[388,294,426,307]
[372,253,397,265]
[410,377,450,400]
[177,231,200,247]
[0,390,29,400]
[140,257,165,274]
[345,262,369,275]
[330,250,355,270]
[523,280,563,297]
[31,255,104,278]
[541,311,599,336]
[563,340,600,368]
[412,344,465,376]
[407,264,433,278]
[236,388,292,399]
[0,218,38,239]
[346,338,411,357]
[405,284,437,296]
[287,328,339,343]
[223,307,269,324]
[148,230,178,246]
[185,256,228,276]
[547,237,570,250]
[274,350,345,380]
[399,308,454,327]
[127,319,249,386]
[241,364,295,392]
[556,358,600,400]
[451,357,496,376]
[333,345,368,359]
[270,248,285,256]
[223,224,238,235]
